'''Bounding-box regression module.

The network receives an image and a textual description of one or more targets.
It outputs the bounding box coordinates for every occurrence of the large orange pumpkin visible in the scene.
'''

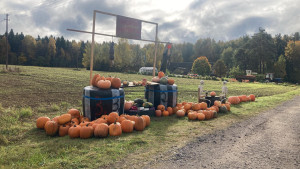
[228,96,240,105]
[155,110,162,117]
[109,122,122,136]
[121,120,134,133]
[176,110,185,117]
[92,74,101,87]
[58,114,72,125]
[188,111,198,120]
[44,121,59,136]
[111,77,121,89]
[97,80,111,89]
[249,94,255,101]
[158,71,165,78]
[210,91,216,97]
[68,125,81,138]
[199,102,207,110]
[134,116,145,131]
[197,113,205,121]
[107,112,119,124]
[157,105,165,111]
[67,108,81,119]
[59,125,70,137]
[141,115,151,127]
[80,124,94,139]
[36,117,50,129]
[94,123,109,137]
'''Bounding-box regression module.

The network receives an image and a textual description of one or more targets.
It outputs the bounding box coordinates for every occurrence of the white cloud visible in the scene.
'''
[1,0,299,43]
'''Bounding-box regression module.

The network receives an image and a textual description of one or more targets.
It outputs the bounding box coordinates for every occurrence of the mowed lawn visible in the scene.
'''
[0,65,300,168]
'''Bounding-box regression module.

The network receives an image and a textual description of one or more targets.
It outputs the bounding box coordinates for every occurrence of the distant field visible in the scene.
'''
[1,65,300,168]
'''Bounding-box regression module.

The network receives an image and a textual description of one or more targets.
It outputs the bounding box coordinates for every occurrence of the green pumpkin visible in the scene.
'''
[160,77,168,85]
[219,106,228,113]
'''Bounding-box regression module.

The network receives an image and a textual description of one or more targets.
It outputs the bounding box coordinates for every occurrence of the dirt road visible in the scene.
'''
[144,96,300,169]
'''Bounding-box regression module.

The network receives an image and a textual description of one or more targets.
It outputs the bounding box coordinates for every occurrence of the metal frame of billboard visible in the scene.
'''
[67,10,167,85]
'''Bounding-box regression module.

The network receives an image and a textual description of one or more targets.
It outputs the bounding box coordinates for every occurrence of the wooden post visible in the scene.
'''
[90,11,96,85]
[152,24,158,77]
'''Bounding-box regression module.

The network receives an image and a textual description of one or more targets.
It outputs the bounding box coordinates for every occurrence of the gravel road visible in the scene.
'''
[144,96,300,169]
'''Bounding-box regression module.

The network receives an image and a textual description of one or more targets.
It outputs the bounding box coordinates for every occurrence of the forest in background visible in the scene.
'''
[0,29,300,82]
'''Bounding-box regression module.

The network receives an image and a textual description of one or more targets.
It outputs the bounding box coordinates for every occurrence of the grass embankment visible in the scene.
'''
[0,65,299,168]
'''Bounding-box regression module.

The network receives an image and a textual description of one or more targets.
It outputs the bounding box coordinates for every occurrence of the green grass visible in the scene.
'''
[0,65,300,168]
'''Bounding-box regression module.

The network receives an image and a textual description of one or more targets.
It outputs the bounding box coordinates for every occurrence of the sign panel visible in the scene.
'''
[116,15,141,40]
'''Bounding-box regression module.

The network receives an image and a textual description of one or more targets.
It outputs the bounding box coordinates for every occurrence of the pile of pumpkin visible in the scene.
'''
[151,71,175,85]
[227,94,255,104]
[36,108,151,139]
[154,100,230,121]
[91,74,122,89]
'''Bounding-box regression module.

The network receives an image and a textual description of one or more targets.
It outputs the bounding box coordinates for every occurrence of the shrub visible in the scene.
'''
[192,56,211,76]
[213,59,227,77]
[229,66,244,78]
[18,107,33,118]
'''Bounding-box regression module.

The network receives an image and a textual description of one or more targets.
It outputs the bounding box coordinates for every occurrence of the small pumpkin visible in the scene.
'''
[188,112,198,120]
[111,77,121,89]
[157,105,165,111]
[36,117,50,129]
[158,71,165,78]
[162,110,169,116]
[97,80,111,89]
[167,107,173,115]
[107,112,119,124]
[59,125,70,137]
[68,125,81,138]
[109,121,122,136]
[71,118,79,125]
[192,103,201,111]
[228,96,240,105]
[141,115,151,127]
[124,101,134,111]
[155,110,162,117]
[58,114,72,125]
[249,94,255,101]
[134,116,145,131]
[80,123,94,139]
[121,119,134,133]
[167,78,175,85]
[44,121,59,136]
[92,74,101,87]
[94,123,109,138]
[67,108,81,119]
[176,110,185,117]
[197,113,205,121]
[152,76,160,83]
[210,91,216,97]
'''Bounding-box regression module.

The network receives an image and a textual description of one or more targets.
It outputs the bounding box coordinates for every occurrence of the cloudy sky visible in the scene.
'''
[1,0,299,44]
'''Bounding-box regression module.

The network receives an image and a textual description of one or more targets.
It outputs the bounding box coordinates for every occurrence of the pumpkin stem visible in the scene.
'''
[86,123,90,127]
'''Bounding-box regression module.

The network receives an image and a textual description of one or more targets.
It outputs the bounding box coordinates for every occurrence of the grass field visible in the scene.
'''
[1,65,300,168]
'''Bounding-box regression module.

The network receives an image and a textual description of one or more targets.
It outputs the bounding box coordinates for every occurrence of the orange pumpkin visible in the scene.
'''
[192,103,201,111]
[36,117,50,129]
[121,119,134,133]
[44,121,59,136]
[155,110,162,117]
[167,107,173,115]
[105,77,113,82]
[111,77,121,89]
[92,74,101,87]
[141,115,151,127]
[52,116,60,124]
[184,104,192,111]
[188,111,198,120]
[239,95,247,102]
[67,108,81,119]
[97,80,111,89]
[59,125,70,137]
[158,71,165,78]
[94,123,109,138]
[80,124,94,139]
[214,100,222,107]
[228,96,240,105]
[210,91,216,97]
[199,102,207,110]
[167,78,175,85]
[68,125,81,138]
[157,105,165,111]
[134,116,145,131]
[109,122,122,136]
[107,112,119,124]
[162,110,169,116]
[176,110,185,117]
[124,101,134,111]
[58,114,72,125]
[249,94,255,101]
[197,113,205,121]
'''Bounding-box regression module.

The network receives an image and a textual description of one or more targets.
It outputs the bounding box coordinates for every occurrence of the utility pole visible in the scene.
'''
[5,14,9,70]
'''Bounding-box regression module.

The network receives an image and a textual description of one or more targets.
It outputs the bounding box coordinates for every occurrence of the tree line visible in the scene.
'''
[0,29,300,82]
